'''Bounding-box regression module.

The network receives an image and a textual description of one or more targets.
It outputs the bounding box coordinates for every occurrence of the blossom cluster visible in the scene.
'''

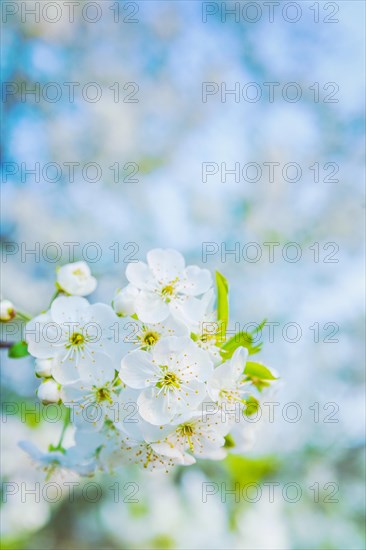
[2,250,278,475]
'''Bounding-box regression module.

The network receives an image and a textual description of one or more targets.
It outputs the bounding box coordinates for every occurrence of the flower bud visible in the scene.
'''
[57,261,97,296]
[35,358,55,378]
[0,300,16,322]
[113,284,139,317]
[37,380,61,404]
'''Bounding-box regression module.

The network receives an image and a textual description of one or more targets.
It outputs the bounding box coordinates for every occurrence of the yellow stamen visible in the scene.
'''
[69,332,84,346]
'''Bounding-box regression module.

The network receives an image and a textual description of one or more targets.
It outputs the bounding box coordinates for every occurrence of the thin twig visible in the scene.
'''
[0,341,14,349]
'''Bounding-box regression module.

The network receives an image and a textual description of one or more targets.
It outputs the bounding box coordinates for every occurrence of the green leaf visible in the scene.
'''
[221,331,262,358]
[244,361,277,380]
[224,434,236,449]
[222,331,253,350]
[215,271,229,335]
[252,318,267,334]
[8,341,29,359]
[243,395,260,416]
[248,342,263,355]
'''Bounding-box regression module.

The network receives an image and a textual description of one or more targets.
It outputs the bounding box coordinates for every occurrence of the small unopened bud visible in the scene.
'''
[35,358,55,378]
[0,300,16,322]
[56,261,97,296]
[113,284,139,317]
[37,380,61,404]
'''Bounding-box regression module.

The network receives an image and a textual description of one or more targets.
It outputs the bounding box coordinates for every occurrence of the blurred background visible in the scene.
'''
[1,1,365,548]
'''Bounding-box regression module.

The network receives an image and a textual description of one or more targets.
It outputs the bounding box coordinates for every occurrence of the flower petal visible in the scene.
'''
[170,295,209,325]
[230,346,248,378]
[126,261,155,290]
[52,358,80,384]
[77,352,116,385]
[174,379,207,414]
[26,313,58,358]
[84,303,117,336]
[178,343,214,382]
[50,296,89,324]
[152,336,192,364]
[61,379,92,405]
[120,350,158,389]
[147,248,185,283]
[137,386,178,424]
[150,440,185,460]
[209,346,248,392]
[177,265,212,296]
[140,422,174,443]
[135,291,169,323]
[151,315,189,339]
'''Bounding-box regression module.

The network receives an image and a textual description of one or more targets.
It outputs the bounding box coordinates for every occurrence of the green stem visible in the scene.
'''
[48,288,61,308]
[54,408,71,451]
[15,311,32,322]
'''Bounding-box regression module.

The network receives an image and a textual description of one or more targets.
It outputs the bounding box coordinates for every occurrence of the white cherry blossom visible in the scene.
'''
[125,248,212,324]
[122,439,189,472]
[150,408,231,462]
[208,347,250,407]
[120,336,213,425]
[121,315,189,350]
[189,289,222,364]
[61,352,117,429]
[13,248,277,475]
[26,296,118,383]
[19,441,96,477]
[57,261,97,296]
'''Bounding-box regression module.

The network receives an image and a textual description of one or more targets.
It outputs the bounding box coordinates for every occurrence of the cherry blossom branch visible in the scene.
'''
[0,341,14,349]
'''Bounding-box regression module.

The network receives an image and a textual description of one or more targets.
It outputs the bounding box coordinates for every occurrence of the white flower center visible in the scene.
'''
[177,422,197,451]
[68,332,85,348]
[159,279,179,303]
[141,330,160,347]
[157,370,181,391]
[59,329,95,364]
[94,386,113,404]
